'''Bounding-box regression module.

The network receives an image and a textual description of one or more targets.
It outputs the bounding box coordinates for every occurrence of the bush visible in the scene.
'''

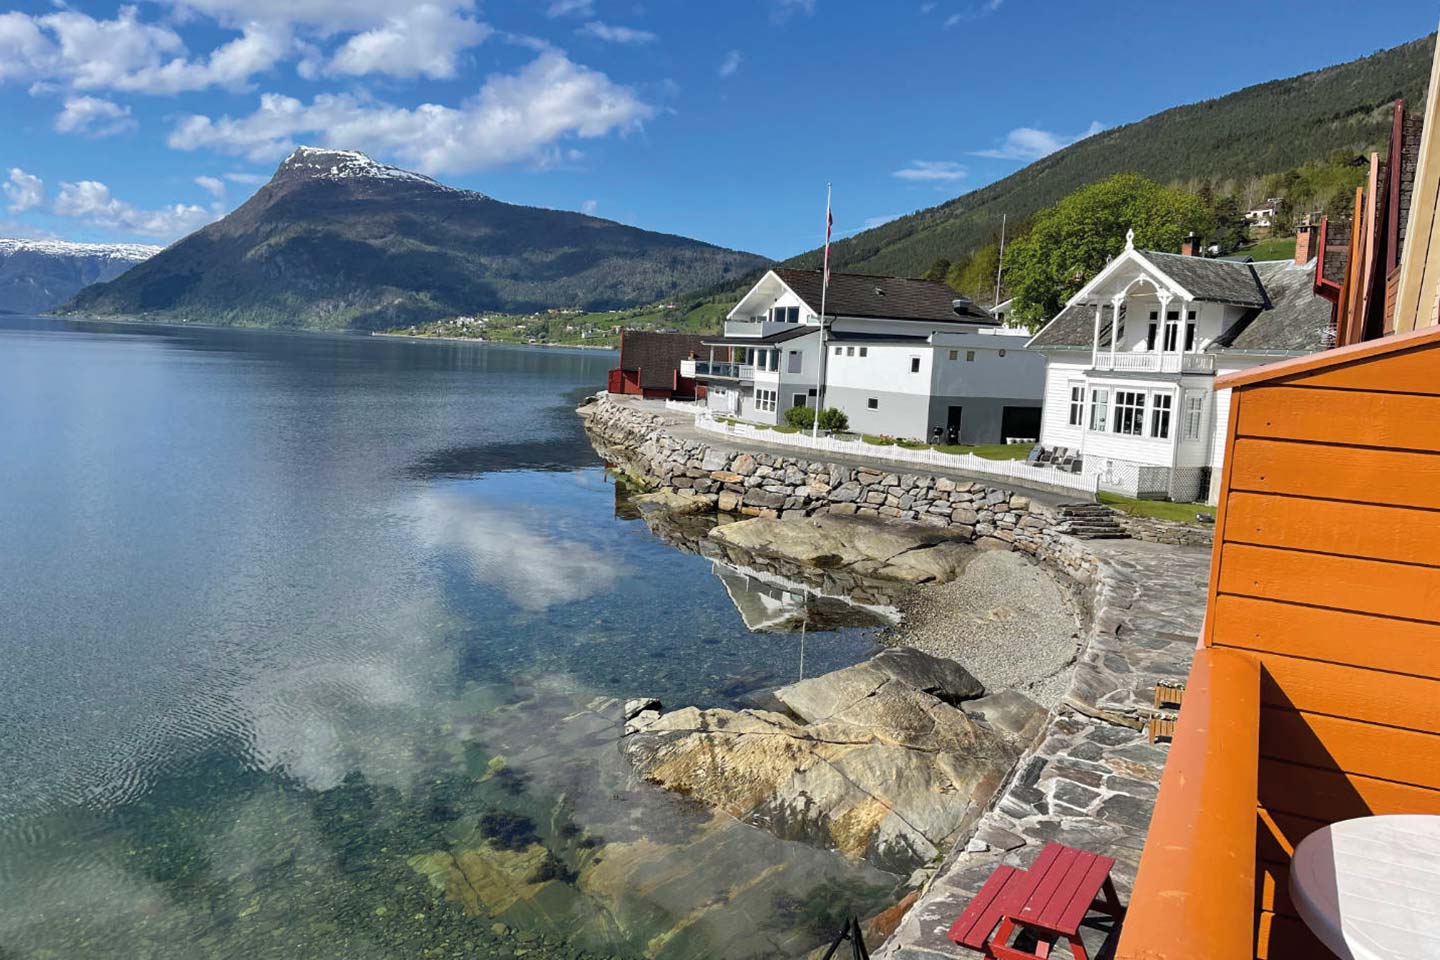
[817,408,848,432]
[784,405,816,429]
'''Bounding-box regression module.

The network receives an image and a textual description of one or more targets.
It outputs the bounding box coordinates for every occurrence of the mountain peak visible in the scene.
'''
[272,146,463,192]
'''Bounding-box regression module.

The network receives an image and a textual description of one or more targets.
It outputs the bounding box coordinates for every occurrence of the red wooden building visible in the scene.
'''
[607,330,708,400]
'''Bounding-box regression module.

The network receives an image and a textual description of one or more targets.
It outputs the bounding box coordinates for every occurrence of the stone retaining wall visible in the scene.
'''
[583,397,1104,588]
[1116,514,1215,548]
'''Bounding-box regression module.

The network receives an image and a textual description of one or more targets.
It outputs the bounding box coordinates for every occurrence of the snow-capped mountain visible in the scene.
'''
[0,239,161,315]
[62,147,768,330]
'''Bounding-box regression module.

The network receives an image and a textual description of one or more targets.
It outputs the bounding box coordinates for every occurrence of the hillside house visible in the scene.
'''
[1026,231,1332,502]
[1244,198,1283,227]
[684,268,1044,443]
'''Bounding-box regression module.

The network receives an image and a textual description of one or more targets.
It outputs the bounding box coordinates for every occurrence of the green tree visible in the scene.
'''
[922,258,952,282]
[946,241,1003,301]
[1002,174,1215,327]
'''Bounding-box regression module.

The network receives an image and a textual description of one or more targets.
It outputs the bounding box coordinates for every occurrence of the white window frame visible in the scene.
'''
[1089,388,1109,432]
[1113,390,1147,436]
[787,350,802,374]
[755,388,777,412]
[1150,392,1173,439]
[1067,382,1085,427]
[1182,391,1205,441]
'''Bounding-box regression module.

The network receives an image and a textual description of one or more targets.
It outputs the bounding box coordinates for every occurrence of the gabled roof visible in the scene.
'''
[1027,257,1331,356]
[769,268,997,324]
[616,330,709,389]
[703,326,817,347]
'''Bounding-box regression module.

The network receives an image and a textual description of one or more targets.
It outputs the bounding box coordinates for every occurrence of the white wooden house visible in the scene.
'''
[683,269,1044,443]
[1026,231,1333,502]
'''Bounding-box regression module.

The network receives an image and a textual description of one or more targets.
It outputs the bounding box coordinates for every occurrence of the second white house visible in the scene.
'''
[683,268,1044,444]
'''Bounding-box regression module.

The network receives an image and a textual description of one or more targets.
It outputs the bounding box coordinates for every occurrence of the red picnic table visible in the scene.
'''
[947,843,1126,960]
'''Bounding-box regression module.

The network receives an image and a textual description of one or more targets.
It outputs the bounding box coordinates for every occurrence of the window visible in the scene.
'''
[966,350,975,362]
[1146,323,1157,350]
[859,346,868,357]
[867,398,878,409]
[1068,383,1085,426]
[1184,323,1197,351]
[846,346,855,356]
[793,393,807,409]
[770,305,799,323]
[1163,310,1180,351]
[787,350,802,374]
[910,356,921,373]
[1150,393,1173,439]
[808,388,817,396]
[1089,388,1109,431]
[1113,390,1147,436]
[755,389,777,412]
[948,349,958,360]
[834,346,842,356]
[1183,392,1205,441]
[999,349,1007,357]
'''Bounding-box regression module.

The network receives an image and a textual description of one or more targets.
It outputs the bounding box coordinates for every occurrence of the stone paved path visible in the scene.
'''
[875,539,1212,959]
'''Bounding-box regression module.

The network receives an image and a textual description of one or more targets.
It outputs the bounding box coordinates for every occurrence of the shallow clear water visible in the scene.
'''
[0,318,887,959]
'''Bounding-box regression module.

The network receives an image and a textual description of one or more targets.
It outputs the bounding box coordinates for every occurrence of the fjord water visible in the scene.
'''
[0,317,887,959]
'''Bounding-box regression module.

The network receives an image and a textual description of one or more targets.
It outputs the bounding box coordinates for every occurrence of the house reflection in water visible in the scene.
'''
[709,562,897,635]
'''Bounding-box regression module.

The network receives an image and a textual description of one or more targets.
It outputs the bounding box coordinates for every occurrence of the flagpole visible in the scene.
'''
[994,213,1006,313]
[812,182,832,440]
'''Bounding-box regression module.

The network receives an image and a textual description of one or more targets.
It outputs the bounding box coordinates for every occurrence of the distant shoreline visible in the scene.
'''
[372,331,618,352]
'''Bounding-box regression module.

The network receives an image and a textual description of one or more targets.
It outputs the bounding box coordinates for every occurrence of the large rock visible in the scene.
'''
[772,647,983,723]
[707,514,974,583]
[624,653,1016,873]
[872,647,986,705]
[632,490,715,516]
[961,690,1050,748]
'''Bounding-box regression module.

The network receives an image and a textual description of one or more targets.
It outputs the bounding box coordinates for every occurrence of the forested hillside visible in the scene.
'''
[781,33,1434,280]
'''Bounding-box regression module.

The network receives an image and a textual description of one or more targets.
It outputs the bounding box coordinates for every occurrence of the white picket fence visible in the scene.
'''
[693,413,1097,494]
[663,398,706,413]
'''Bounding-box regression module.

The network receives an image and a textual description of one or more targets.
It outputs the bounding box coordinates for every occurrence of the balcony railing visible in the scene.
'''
[680,359,753,380]
[1092,352,1216,374]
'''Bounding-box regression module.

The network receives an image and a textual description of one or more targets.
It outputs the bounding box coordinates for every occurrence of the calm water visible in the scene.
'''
[0,318,888,959]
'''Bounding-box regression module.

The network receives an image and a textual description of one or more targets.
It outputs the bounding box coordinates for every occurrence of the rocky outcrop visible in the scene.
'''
[709,514,975,584]
[623,649,1017,874]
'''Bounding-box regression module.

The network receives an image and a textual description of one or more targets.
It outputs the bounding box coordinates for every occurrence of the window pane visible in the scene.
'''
[859,347,867,357]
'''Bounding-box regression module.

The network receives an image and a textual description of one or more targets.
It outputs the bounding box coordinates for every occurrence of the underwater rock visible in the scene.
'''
[621,653,1016,874]
[631,490,716,516]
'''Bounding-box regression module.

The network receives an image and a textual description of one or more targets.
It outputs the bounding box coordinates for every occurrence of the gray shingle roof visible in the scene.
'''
[1028,256,1331,355]
[617,330,710,389]
[703,326,817,347]
[773,268,996,324]
[1145,252,1269,307]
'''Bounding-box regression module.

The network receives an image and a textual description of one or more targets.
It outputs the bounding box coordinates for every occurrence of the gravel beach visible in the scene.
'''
[884,549,1083,707]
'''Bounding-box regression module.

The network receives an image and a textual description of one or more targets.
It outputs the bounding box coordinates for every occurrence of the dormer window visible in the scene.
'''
[769,306,799,324]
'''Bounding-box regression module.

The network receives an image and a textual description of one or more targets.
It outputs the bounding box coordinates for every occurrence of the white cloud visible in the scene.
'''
[893,160,966,182]
[225,171,268,184]
[863,212,903,230]
[195,175,227,199]
[546,0,594,17]
[577,21,657,44]
[919,2,937,12]
[4,168,44,213]
[53,96,135,137]
[581,198,597,214]
[771,0,816,22]
[971,121,1104,161]
[168,51,655,176]
[718,49,742,77]
[328,4,491,79]
[53,179,221,239]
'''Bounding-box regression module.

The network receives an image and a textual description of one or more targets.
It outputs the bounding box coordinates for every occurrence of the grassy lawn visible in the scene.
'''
[1100,492,1217,524]
[932,442,1034,461]
[1243,236,1297,261]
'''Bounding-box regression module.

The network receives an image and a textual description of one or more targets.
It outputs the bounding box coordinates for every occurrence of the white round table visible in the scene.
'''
[1290,815,1440,960]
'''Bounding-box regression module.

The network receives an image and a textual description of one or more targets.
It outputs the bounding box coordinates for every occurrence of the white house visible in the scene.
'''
[1245,198,1283,227]
[1026,230,1333,503]
[683,268,1045,443]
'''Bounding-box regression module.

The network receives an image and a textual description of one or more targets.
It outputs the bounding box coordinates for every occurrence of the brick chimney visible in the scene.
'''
[1294,223,1314,264]
[1181,232,1200,256]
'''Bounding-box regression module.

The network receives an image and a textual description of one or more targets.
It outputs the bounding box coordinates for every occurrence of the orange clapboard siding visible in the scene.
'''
[1258,757,1440,823]
[1259,707,1440,789]
[1258,655,1440,733]
[1210,595,1440,679]
[1299,347,1440,394]
[1223,491,1440,566]
[1217,542,1440,623]
[1226,438,1440,509]
[1235,386,1440,452]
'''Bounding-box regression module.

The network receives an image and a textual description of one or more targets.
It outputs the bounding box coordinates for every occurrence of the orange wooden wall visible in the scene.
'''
[1205,325,1440,959]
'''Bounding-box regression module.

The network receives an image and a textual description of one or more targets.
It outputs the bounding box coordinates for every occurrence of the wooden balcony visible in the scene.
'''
[1115,325,1440,960]
[1091,351,1216,374]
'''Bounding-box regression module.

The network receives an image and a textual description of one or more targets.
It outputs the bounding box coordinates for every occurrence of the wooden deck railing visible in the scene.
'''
[1115,646,1261,960]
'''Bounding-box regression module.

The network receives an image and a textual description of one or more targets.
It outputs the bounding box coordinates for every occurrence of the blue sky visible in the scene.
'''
[1,1,1437,258]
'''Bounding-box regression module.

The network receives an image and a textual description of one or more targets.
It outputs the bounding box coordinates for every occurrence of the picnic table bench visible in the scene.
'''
[947,843,1125,960]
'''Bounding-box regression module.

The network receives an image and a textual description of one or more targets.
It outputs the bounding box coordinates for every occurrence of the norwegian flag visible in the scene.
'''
[822,188,833,287]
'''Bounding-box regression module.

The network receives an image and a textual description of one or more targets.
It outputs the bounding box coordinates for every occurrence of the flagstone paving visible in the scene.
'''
[875,538,1212,959]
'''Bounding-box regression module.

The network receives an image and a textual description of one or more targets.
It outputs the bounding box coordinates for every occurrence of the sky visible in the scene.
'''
[1,1,1438,259]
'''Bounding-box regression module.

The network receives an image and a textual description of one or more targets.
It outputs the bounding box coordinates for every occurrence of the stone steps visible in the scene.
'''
[1056,503,1129,540]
